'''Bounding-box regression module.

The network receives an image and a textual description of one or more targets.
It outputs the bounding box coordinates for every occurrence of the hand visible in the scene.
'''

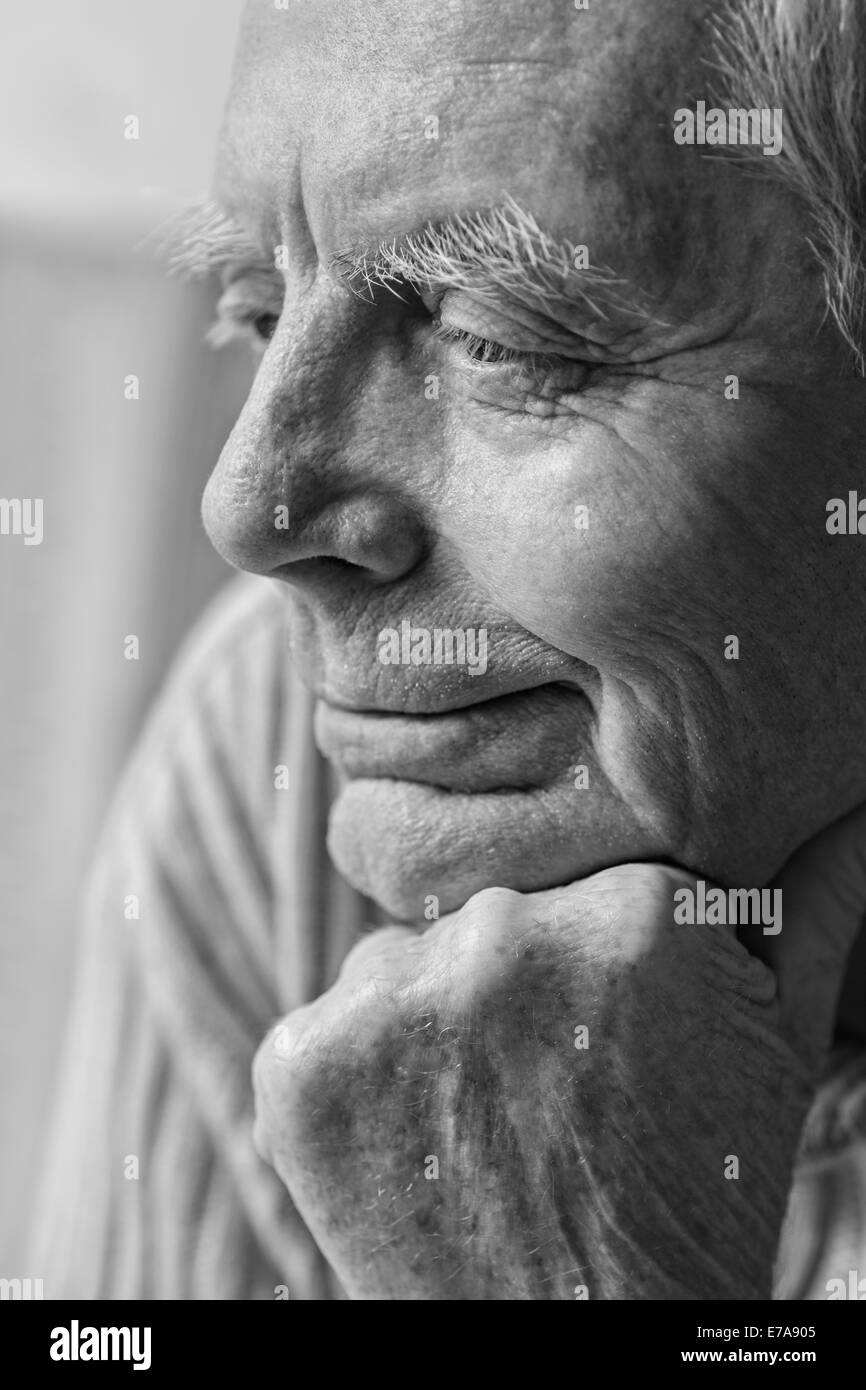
[252,807,866,1300]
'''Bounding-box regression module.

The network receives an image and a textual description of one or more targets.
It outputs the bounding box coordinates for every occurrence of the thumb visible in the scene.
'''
[742,801,866,1062]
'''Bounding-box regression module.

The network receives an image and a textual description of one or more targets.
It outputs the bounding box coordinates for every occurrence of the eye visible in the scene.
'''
[431,320,523,365]
[207,272,284,351]
[251,311,279,343]
[425,296,596,405]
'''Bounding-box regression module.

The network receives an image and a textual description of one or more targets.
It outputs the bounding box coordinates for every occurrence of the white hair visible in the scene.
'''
[713,0,866,373]
[331,195,653,327]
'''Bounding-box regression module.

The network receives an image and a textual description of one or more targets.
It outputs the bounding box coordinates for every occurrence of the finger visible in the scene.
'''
[335,924,421,984]
[254,926,419,1111]
[742,800,866,1057]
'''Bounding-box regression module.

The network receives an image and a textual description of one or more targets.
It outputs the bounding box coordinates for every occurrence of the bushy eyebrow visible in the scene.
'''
[329,194,650,324]
[156,197,273,280]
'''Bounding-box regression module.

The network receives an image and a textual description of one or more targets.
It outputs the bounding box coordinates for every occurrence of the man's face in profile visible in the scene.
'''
[202,0,866,920]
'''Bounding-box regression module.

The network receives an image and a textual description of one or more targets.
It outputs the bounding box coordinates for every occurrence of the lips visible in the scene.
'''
[315,664,575,717]
[314,683,591,793]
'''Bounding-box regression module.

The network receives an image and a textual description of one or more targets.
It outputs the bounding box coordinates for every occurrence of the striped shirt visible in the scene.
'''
[29,575,866,1299]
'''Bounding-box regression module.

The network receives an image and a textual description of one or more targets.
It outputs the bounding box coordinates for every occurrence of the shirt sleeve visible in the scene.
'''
[27,576,340,1300]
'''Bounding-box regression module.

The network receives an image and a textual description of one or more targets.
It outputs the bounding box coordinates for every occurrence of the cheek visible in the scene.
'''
[435,400,828,832]
[439,385,841,713]
[439,404,770,679]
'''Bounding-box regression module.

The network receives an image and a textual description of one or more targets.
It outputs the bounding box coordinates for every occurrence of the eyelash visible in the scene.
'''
[430,319,527,366]
[422,293,574,376]
[425,297,596,400]
[210,276,567,378]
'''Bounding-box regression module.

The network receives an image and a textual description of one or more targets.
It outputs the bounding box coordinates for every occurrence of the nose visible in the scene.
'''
[202,287,427,586]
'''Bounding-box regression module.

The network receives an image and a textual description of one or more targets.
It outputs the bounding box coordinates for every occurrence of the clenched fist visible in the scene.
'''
[253,810,866,1300]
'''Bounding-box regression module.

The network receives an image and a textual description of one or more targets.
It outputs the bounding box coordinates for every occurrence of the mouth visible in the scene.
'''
[315,669,573,718]
[314,682,592,793]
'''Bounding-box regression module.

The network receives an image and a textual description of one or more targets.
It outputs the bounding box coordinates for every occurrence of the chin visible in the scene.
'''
[326,775,667,922]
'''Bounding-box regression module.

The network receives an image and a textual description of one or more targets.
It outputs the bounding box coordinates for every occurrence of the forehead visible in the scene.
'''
[216,0,756,300]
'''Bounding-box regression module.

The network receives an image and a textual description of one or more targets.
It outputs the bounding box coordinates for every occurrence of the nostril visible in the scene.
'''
[270,554,406,588]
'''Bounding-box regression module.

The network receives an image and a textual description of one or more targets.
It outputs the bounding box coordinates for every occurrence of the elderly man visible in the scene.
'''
[32,0,866,1300]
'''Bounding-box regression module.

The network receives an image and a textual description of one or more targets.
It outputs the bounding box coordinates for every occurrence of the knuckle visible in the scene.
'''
[336,925,413,984]
[251,1110,273,1166]
[600,860,683,903]
[581,862,693,967]
[453,885,525,952]
[252,1027,279,1094]
[462,884,523,917]
[252,1018,349,1153]
[253,1014,322,1108]
[441,885,539,1008]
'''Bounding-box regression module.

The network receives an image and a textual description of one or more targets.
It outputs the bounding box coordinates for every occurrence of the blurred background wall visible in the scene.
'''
[0,0,252,1271]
